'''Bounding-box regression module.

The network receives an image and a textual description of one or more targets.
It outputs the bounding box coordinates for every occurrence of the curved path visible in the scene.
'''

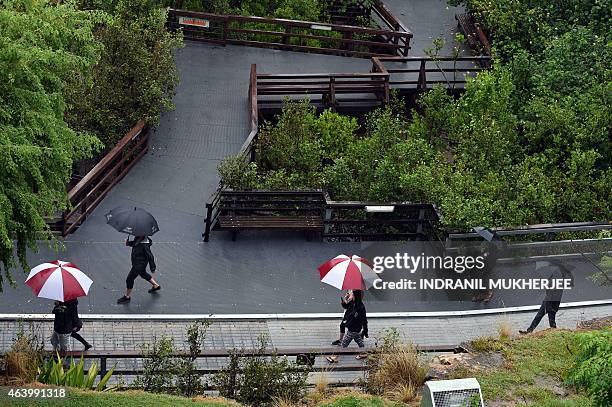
[1,2,610,316]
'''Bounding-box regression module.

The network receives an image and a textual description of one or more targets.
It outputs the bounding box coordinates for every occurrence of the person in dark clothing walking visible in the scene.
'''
[66,299,92,350]
[327,290,368,362]
[520,261,574,334]
[117,235,161,304]
[51,302,73,352]
[332,290,354,346]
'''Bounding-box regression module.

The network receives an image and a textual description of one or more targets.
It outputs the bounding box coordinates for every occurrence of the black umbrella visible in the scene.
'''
[105,206,159,236]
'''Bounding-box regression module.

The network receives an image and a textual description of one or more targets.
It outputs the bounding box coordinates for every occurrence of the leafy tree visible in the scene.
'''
[0,0,102,290]
[67,0,182,148]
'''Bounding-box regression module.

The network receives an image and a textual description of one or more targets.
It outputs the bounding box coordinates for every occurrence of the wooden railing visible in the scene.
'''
[60,121,150,236]
[29,344,461,384]
[447,222,612,240]
[257,70,390,108]
[372,56,491,92]
[205,189,442,242]
[167,8,411,58]
[324,198,442,241]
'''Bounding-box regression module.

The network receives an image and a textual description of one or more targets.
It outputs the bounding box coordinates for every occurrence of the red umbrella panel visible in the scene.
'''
[25,260,93,302]
[318,254,378,290]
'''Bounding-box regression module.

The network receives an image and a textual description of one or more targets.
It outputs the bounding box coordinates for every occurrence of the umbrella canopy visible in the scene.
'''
[105,206,159,236]
[25,260,93,302]
[318,254,378,290]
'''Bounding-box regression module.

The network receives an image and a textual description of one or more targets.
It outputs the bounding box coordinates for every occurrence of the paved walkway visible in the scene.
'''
[384,0,470,54]
[0,2,609,317]
[3,304,610,352]
[2,305,610,385]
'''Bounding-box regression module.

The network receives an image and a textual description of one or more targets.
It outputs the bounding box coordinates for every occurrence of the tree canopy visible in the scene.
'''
[0,0,102,290]
[0,0,181,291]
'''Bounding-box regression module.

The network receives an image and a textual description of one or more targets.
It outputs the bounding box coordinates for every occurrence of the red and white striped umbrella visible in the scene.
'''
[25,260,93,302]
[318,254,378,290]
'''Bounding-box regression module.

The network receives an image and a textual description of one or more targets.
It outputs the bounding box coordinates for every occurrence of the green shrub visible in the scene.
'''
[67,0,182,149]
[469,336,505,353]
[566,329,612,406]
[218,155,258,190]
[212,335,310,406]
[174,321,209,397]
[256,100,319,172]
[38,354,116,391]
[134,336,177,393]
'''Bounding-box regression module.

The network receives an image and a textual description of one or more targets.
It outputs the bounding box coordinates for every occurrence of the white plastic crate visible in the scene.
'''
[420,378,484,407]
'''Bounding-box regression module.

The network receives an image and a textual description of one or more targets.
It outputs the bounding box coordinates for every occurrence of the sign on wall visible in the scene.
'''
[179,16,210,28]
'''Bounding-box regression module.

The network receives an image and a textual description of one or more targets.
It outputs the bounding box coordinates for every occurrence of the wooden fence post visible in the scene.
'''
[223,18,228,45]
[417,59,427,91]
[203,203,213,242]
[99,356,107,379]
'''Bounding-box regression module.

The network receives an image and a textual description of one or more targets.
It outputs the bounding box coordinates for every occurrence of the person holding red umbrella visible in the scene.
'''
[25,260,93,352]
[318,255,373,362]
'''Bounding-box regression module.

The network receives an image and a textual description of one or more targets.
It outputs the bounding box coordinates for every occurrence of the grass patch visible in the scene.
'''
[316,391,404,407]
[0,388,239,407]
[459,330,597,406]
[468,336,505,353]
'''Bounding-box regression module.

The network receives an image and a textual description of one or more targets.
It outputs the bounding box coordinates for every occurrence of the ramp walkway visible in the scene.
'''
[1,2,609,318]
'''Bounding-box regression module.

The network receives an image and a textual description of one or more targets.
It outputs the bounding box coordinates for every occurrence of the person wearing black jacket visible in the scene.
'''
[66,299,92,350]
[51,302,73,352]
[327,290,368,362]
[117,236,161,304]
[341,290,368,348]
[520,261,574,334]
[332,290,354,346]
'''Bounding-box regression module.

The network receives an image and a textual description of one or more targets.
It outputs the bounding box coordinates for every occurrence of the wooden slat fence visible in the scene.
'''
[59,121,150,236]
[167,7,411,58]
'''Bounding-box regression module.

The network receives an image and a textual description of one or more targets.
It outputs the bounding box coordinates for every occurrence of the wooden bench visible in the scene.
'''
[456,13,491,59]
[218,215,324,241]
[214,191,327,241]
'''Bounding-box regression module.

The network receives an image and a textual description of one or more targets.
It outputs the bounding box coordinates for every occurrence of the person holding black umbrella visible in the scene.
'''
[519,260,574,334]
[117,235,161,304]
[104,207,162,304]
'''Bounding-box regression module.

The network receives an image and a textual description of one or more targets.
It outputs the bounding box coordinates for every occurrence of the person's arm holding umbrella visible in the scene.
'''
[144,239,156,273]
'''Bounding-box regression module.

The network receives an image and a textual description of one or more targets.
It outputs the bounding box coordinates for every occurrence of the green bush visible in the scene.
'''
[212,335,310,406]
[173,321,209,397]
[38,354,116,391]
[133,323,209,397]
[218,155,258,190]
[566,329,612,406]
[68,0,182,149]
[133,336,177,393]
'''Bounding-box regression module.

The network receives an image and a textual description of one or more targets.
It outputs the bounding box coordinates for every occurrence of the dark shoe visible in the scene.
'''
[331,340,341,346]
[519,329,532,335]
[84,343,92,351]
[117,296,131,304]
[148,285,161,293]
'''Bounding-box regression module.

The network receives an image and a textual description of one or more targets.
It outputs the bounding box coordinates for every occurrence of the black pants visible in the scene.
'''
[126,266,152,289]
[528,301,561,331]
[71,331,89,346]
